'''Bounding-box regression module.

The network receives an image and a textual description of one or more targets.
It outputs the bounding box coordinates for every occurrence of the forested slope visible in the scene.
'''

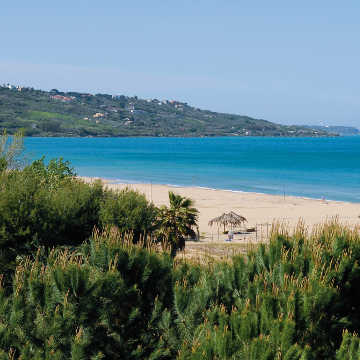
[0,85,330,137]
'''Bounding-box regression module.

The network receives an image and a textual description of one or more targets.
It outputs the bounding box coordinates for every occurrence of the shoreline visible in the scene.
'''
[81,176,360,242]
[84,176,356,205]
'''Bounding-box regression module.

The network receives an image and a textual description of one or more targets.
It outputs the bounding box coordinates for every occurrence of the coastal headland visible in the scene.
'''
[82,177,360,242]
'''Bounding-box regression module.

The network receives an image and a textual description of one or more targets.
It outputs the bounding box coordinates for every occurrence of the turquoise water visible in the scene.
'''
[24,137,360,202]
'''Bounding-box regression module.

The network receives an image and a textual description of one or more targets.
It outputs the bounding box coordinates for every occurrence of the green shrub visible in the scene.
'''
[0,232,173,359]
[0,158,104,275]
[167,222,360,359]
[99,188,158,243]
[1,222,360,358]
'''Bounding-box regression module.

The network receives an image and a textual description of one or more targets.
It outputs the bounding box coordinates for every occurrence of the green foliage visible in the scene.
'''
[0,86,330,137]
[165,222,360,359]
[99,188,158,243]
[0,159,104,275]
[0,128,24,169]
[336,331,360,360]
[1,222,360,358]
[0,234,173,359]
[157,191,199,256]
[25,156,75,186]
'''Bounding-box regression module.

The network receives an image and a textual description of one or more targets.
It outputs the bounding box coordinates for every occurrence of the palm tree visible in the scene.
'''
[157,191,199,257]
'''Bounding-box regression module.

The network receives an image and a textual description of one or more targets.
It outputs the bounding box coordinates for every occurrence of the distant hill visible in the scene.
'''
[0,84,331,137]
[304,125,360,136]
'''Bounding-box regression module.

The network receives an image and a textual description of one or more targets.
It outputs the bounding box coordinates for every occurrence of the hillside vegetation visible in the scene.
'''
[0,84,331,137]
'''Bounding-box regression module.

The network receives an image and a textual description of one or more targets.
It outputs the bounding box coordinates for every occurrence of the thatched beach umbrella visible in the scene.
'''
[208,211,247,232]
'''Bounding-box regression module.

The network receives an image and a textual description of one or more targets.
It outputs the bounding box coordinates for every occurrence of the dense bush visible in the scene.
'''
[0,231,173,359]
[167,222,360,359]
[99,188,158,244]
[0,158,104,275]
[1,222,360,358]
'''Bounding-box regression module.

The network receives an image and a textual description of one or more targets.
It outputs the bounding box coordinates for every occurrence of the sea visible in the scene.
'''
[24,136,360,203]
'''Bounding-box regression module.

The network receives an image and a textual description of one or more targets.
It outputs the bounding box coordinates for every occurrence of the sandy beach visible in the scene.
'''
[82,177,360,242]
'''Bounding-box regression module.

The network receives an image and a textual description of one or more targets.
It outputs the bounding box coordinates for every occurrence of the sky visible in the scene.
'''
[1,1,359,127]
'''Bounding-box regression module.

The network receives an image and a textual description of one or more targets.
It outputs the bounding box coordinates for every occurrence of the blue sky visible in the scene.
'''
[1,1,359,127]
